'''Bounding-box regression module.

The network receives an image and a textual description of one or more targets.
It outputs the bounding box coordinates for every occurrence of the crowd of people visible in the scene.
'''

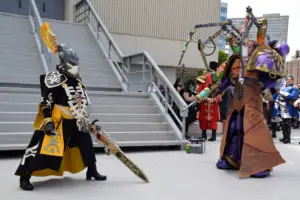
[171,69,300,146]
[171,62,234,142]
[263,75,300,145]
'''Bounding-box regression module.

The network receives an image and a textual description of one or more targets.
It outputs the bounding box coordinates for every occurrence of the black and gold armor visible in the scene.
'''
[15,44,106,191]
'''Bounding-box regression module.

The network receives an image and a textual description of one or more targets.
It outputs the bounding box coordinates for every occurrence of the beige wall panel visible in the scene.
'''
[67,0,221,41]
[111,33,218,69]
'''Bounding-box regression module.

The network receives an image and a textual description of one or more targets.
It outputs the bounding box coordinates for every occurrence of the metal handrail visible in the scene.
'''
[75,0,128,85]
[149,82,183,127]
[75,0,124,59]
[28,0,51,73]
[124,52,189,138]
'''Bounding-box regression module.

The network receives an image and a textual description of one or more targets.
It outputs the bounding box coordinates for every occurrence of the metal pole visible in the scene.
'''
[182,117,186,140]
[142,56,146,91]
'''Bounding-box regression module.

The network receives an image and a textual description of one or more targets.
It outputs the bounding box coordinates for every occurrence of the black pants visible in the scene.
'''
[282,118,292,139]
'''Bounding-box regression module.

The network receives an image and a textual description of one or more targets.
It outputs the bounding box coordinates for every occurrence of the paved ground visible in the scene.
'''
[1,131,300,200]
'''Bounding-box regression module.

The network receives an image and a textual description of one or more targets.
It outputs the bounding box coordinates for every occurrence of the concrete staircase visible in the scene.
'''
[43,19,123,91]
[0,6,183,150]
[0,87,181,150]
[0,13,44,85]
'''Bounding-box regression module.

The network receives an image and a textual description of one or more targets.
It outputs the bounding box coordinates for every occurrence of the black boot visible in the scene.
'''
[86,163,107,181]
[208,130,217,141]
[20,174,34,191]
[201,130,207,140]
[271,122,277,138]
[279,121,287,142]
[279,132,286,142]
[283,125,291,144]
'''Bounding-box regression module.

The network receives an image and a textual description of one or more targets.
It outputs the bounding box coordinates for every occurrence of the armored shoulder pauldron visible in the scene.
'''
[44,71,68,88]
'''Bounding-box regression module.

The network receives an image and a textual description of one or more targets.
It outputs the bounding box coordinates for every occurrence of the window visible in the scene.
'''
[221,7,227,13]
[220,16,227,22]
[18,0,22,8]
[43,3,46,12]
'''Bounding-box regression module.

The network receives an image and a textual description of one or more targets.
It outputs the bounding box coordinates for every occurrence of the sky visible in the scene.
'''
[223,0,299,61]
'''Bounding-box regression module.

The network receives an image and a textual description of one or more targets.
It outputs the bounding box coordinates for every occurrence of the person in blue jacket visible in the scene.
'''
[276,75,299,144]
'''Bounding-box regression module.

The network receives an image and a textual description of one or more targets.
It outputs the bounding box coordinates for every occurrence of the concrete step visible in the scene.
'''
[0,48,41,57]
[0,29,33,37]
[0,122,170,132]
[0,102,159,114]
[93,131,178,141]
[0,75,41,85]
[0,25,32,32]
[0,43,38,52]
[0,140,181,150]
[0,39,39,47]
[0,87,146,96]
[0,76,121,86]
[46,22,88,31]
[0,131,177,144]
[0,67,42,74]
[0,13,29,22]
[0,93,151,104]
[0,112,165,123]
[79,80,122,87]
[80,76,121,84]
[0,53,41,61]
[79,71,121,80]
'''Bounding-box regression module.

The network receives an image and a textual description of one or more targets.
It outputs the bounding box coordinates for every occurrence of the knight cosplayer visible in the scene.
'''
[196,61,222,141]
[275,75,299,144]
[214,13,289,178]
[15,44,107,191]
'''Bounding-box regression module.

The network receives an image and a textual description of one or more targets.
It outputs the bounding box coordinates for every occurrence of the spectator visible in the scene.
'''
[179,79,197,138]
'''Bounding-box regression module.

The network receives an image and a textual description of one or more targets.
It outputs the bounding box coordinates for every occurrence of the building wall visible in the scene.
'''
[287,59,300,84]
[111,33,218,69]
[0,0,65,20]
[87,0,220,42]
[65,0,220,67]
[229,13,289,43]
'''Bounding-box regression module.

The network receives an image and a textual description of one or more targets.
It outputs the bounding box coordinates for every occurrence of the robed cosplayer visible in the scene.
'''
[15,44,107,191]
[215,17,290,178]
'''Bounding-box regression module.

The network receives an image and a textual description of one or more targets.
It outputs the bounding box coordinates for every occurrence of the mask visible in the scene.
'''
[59,62,80,79]
[66,62,80,77]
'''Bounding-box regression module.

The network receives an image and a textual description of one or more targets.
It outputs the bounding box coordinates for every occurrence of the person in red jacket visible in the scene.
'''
[196,62,222,141]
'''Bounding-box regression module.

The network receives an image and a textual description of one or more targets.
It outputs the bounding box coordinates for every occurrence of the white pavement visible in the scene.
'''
[1,134,300,200]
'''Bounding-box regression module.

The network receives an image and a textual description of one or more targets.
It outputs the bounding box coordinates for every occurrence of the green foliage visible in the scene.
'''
[183,75,195,85]
[197,68,206,76]
[218,50,229,65]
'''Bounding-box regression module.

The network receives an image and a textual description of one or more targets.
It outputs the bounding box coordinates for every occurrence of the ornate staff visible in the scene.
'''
[178,21,232,67]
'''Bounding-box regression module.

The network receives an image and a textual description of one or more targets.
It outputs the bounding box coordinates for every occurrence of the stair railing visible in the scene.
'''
[75,0,128,89]
[28,0,51,73]
[74,0,189,140]
[124,52,189,140]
